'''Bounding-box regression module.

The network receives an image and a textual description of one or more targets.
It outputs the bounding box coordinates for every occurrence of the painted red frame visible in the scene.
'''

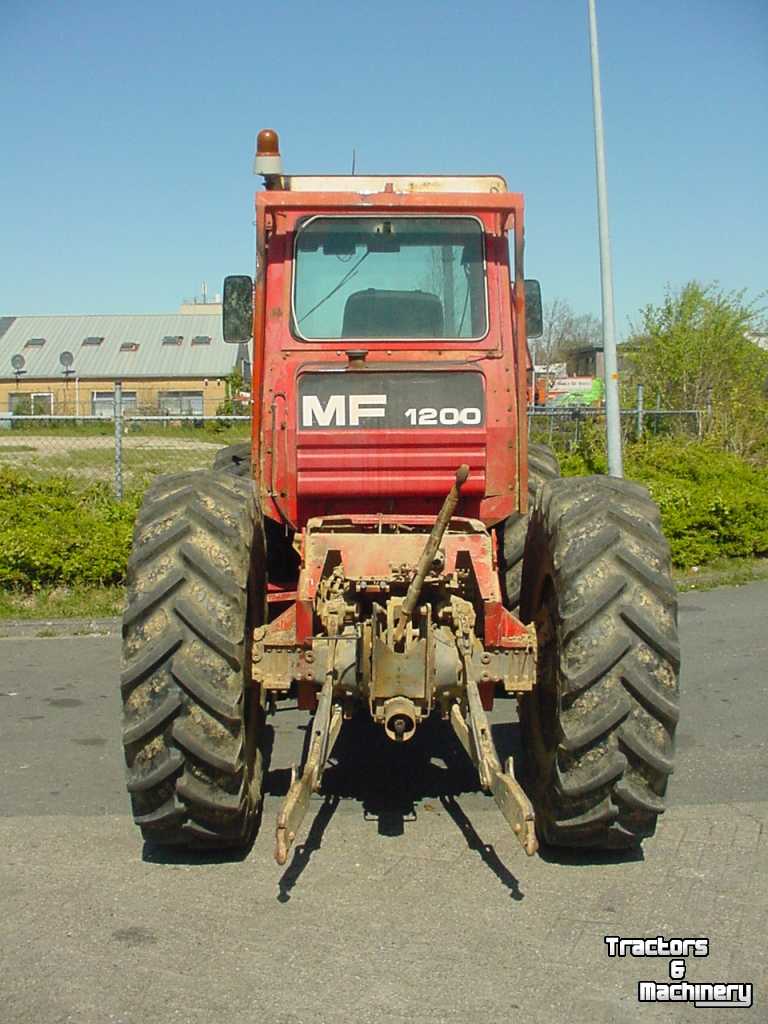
[250,188,531,531]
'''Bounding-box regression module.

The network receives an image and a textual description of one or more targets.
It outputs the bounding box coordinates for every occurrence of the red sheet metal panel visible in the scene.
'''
[296,429,486,499]
[250,194,527,532]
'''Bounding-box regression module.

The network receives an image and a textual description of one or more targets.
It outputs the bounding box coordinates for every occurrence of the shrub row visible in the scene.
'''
[558,434,768,568]
[0,468,139,589]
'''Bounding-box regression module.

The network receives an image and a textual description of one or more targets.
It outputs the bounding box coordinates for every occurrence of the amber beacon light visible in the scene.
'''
[254,129,283,178]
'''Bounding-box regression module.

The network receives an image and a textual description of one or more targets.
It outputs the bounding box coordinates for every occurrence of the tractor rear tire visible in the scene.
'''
[211,444,299,585]
[518,475,680,849]
[500,442,560,612]
[212,442,251,477]
[120,469,266,848]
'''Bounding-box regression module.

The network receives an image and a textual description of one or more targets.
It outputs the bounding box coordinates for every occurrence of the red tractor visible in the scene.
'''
[120,130,679,860]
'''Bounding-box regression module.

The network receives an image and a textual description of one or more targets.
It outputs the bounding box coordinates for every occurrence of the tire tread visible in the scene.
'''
[120,469,264,849]
[518,474,680,849]
[500,443,561,611]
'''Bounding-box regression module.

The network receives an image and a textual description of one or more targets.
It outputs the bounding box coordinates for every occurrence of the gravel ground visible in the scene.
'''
[0,582,766,1023]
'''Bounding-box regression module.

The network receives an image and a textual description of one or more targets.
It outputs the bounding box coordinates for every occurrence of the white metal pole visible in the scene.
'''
[114,380,123,501]
[587,0,623,477]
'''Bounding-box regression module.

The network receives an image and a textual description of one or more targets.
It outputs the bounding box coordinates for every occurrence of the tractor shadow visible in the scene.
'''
[272,703,528,899]
[322,701,529,816]
[536,844,644,867]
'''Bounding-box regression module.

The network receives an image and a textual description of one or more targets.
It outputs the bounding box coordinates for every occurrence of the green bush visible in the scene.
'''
[0,468,140,589]
[624,282,768,462]
[558,433,768,569]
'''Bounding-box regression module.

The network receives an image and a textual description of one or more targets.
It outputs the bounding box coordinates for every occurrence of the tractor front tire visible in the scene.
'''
[120,469,266,848]
[212,442,251,477]
[500,442,560,612]
[519,475,680,849]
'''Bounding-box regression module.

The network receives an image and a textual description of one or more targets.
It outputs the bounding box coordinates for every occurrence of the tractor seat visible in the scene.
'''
[342,289,444,338]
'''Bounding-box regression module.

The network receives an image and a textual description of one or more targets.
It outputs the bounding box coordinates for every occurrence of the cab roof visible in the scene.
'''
[276,174,508,194]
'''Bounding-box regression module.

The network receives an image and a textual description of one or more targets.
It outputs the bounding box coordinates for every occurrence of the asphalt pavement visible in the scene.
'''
[1,582,766,1023]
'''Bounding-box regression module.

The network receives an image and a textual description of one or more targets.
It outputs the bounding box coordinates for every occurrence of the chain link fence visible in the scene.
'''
[0,405,249,498]
[528,406,702,449]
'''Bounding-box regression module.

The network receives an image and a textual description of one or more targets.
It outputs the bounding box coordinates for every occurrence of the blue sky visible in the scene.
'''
[2,0,766,337]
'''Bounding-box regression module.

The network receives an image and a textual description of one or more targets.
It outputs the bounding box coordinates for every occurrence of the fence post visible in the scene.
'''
[636,384,644,440]
[114,380,123,501]
[705,386,713,434]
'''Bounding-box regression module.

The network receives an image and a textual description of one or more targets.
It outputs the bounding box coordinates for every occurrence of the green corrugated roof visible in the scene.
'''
[0,313,241,380]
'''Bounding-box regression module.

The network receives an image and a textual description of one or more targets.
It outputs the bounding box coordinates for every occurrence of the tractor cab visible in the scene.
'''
[222,130,542,531]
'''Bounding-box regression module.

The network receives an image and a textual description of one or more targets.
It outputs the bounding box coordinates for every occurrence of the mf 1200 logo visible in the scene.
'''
[298,372,485,430]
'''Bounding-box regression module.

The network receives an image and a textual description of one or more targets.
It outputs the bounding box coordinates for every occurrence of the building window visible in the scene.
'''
[9,392,55,414]
[82,336,105,347]
[158,391,203,416]
[120,342,140,352]
[91,390,138,417]
[162,335,183,346]
[191,335,211,346]
[31,392,54,414]
[7,392,52,414]
[24,337,46,348]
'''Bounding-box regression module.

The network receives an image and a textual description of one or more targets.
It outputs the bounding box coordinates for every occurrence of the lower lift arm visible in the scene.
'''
[450,679,538,856]
[275,672,343,865]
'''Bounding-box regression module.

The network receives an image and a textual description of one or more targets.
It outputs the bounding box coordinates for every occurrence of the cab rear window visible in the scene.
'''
[293,216,487,341]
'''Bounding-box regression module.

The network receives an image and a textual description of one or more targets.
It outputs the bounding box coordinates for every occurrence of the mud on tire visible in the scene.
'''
[121,469,266,848]
[500,443,560,612]
[519,475,680,849]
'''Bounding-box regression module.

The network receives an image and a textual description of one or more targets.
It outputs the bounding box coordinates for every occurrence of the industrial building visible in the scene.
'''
[0,304,248,417]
